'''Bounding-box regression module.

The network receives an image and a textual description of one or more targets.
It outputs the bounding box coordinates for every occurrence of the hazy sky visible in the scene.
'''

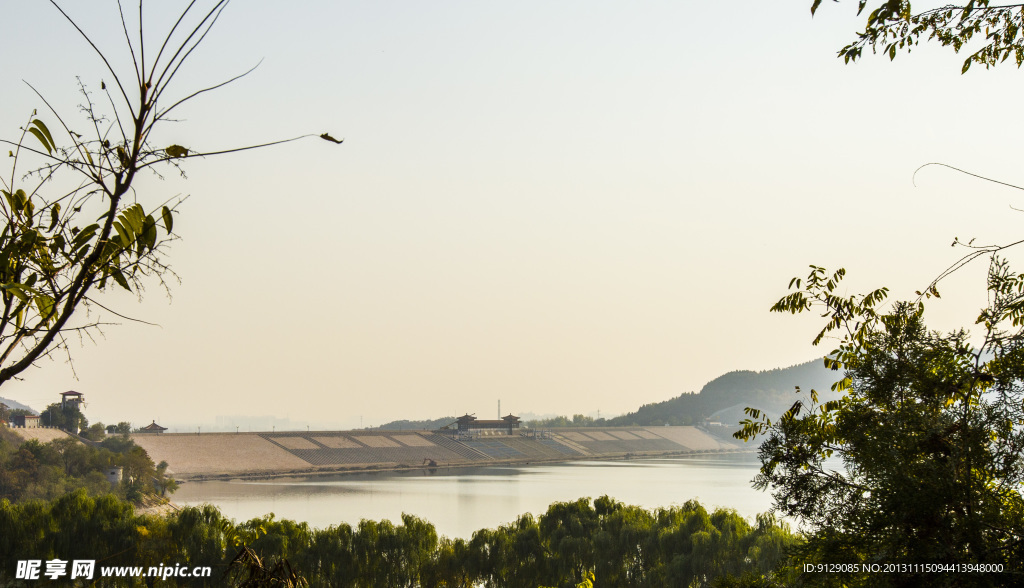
[2,1,1023,429]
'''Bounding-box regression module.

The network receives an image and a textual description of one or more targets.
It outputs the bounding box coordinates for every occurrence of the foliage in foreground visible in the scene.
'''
[0,492,800,587]
[0,1,338,392]
[814,1,1024,74]
[736,260,1024,586]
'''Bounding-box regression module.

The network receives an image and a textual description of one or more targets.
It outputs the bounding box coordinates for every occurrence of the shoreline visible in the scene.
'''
[175,446,755,483]
[130,425,746,482]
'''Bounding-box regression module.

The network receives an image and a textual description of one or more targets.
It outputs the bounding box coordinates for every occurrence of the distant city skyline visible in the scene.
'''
[2,1,1022,428]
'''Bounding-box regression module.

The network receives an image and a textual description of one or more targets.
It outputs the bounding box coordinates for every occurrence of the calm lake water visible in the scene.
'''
[173,453,773,539]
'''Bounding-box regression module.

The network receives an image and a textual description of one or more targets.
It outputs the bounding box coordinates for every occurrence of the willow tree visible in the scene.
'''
[0,0,338,388]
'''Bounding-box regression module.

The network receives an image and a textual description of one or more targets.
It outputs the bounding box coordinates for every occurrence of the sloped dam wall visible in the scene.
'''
[131,426,743,480]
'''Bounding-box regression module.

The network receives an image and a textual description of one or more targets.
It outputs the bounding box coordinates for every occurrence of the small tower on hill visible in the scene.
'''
[60,390,84,410]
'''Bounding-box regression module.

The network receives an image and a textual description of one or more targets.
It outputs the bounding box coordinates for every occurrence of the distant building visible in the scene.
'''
[138,420,168,434]
[60,390,85,410]
[12,414,40,428]
[103,466,123,487]
[56,390,87,434]
[455,414,521,435]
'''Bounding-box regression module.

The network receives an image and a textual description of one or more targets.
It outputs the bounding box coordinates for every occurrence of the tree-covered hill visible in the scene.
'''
[605,358,839,427]
[376,416,458,431]
[0,427,176,504]
[376,359,841,431]
[0,397,36,415]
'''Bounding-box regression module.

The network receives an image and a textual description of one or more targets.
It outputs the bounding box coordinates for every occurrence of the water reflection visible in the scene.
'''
[173,453,771,539]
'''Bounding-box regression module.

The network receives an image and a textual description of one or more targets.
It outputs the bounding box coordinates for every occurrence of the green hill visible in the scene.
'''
[376,416,457,431]
[375,358,843,431]
[605,358,840,427]
[0,397,37,414]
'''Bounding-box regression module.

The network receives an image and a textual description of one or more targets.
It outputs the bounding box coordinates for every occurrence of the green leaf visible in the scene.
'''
[51,233,66,256]
[120,204,145,234]
[164,144,189,158]
[867,6,882,26]
[34,294,56,323]
[27,128,52,155]
[161,206,173,234]
[31,119,56,153]
[116,146,130,169]
[48,203,61,231]
[142,215,157,251]
[72,224,100,251]
[1,283,31,303]
[962,0,976,21]
[112,221,132,248]
[8,189,28,214]
[111,268,131,292]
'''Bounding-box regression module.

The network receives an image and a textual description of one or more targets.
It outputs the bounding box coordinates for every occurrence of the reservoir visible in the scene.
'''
[172,453,772,539]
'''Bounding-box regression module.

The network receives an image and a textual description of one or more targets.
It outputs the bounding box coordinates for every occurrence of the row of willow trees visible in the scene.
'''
[0,490,800,587]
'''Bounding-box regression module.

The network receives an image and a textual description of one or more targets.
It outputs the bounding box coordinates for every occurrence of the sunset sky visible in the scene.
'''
[2,1,1023,430]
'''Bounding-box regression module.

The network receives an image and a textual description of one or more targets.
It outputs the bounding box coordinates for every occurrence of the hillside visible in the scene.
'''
[375,359,843,432]
[0,397,37,414]
[376,416,457,431]
[605,358,840,427]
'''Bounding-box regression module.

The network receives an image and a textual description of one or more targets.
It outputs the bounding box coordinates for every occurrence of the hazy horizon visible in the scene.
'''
[2,1,1022,429]
[1,356,820,431]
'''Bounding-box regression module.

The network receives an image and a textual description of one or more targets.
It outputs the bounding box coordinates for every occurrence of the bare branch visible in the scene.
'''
[913,162,1024,192]
[83,296,161,327]
[149,0,230,102]
[117,0,143,92]
[46,0,133,112]
[23,81,102,185]
[136,134,322,171]
[151,60,262,127]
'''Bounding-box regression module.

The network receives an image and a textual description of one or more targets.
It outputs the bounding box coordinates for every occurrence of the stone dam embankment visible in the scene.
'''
[131,426,743,481]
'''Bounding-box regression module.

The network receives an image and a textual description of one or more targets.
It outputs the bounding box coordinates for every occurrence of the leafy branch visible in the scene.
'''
[0,0,342,388]
[813,1,1024,73]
